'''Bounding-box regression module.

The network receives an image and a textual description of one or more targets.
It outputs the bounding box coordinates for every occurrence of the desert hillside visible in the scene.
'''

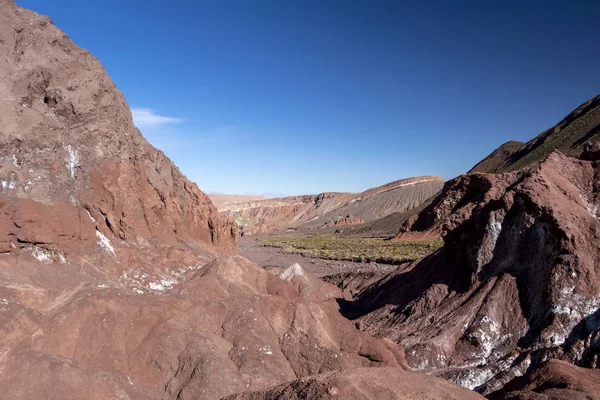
[217,176,445,234]
[353,149,600,395]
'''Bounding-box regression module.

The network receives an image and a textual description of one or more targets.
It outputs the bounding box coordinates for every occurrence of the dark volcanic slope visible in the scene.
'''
[471,95,600,173]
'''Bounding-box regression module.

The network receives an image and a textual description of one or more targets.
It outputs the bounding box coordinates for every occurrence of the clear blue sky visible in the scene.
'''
[17,0,600,196]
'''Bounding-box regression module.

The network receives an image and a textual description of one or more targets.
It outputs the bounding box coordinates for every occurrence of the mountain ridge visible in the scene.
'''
[471,94,600,174]
[216,175,445,234]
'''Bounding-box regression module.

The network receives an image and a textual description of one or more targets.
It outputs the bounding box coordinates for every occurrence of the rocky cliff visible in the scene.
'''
[0,0,237,286]
[354,149,600,394]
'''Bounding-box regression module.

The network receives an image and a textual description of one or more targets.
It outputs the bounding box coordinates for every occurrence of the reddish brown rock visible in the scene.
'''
[332,215,365,226]
[0,256,408,399]
[0,7,416,398]
[354,151,600,393]
[489,360,600,400]
[0,0,237,284]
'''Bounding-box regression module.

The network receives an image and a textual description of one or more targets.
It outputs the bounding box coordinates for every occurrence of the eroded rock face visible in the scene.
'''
[0,0,237,285]
[331,215,365,226]
[356,151,600,393]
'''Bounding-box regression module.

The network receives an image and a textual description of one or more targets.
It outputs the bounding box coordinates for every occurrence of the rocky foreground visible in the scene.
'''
[2,0,600,399]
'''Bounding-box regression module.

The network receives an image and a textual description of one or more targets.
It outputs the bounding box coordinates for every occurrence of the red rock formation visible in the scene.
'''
[489,360,600,400]
[0,0,237,285]
[0,3,451,400]
[332,215,366,226]
[355,151,600,393]
[0,256,409,399]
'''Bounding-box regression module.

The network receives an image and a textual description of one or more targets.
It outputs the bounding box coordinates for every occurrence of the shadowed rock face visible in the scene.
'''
[0,0,237,283]
[356,151,600,393]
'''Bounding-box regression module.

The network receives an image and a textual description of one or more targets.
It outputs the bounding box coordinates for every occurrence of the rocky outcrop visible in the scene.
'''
[8,1,600,399]
[0,3,427,400]
[354,151,600,394]
[0,256,410,399]
[581,140,600,161]
[332,215,365,226]
[0,0,237,284]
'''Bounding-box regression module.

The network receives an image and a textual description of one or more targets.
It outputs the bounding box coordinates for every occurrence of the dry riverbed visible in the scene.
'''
[239,234,442,297]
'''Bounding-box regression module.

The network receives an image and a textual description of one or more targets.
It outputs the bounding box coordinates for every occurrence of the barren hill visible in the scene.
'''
[471,94,600,173]
[217,176,445,234]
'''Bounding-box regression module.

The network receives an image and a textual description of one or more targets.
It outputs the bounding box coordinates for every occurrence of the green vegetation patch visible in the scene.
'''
[235,216,256,226]
[259,235,443,264]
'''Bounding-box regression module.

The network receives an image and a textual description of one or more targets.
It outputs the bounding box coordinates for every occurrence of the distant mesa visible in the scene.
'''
[208,194,269,208]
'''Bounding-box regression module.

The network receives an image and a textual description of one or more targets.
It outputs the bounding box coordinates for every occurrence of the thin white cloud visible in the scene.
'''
[131,108,183,127]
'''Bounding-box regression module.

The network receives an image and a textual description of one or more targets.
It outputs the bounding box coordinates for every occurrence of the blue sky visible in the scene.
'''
[17,0,600,196]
